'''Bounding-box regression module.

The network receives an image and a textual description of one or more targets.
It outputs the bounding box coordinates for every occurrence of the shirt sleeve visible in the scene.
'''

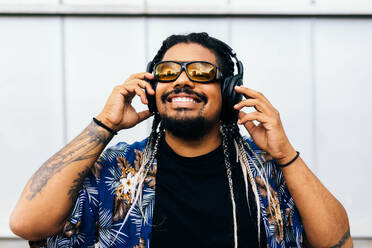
[28,169,100,248]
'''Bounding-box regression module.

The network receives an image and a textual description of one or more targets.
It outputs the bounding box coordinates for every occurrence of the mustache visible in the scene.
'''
[161,87,208,103]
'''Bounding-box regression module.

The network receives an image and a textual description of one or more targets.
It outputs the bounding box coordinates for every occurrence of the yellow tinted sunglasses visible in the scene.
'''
[154,61,222,83]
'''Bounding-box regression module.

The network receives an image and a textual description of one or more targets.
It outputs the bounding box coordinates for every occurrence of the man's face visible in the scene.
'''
[155,43,222,139]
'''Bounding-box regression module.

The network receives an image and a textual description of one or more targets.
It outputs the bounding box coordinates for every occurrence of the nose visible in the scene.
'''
[172,70,195,88]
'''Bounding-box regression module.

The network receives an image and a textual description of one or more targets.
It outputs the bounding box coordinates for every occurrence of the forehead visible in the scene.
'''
[162,43,217,64]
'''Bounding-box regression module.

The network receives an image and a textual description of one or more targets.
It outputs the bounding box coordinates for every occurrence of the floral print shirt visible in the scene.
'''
[31,137,304,248]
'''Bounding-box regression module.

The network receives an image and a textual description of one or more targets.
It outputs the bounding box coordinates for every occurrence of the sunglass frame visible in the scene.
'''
[153,60,222,83]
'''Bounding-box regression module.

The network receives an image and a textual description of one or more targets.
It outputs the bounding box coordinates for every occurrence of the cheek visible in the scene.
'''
[213,94,223,114]
[208,86,223,108]
[154,84,166,109]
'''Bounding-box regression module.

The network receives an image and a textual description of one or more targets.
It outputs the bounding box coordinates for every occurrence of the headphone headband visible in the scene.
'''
[209,37,236,57]
[209,37,243,76]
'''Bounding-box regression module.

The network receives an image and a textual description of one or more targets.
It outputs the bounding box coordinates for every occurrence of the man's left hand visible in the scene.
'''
[233,86,296,164]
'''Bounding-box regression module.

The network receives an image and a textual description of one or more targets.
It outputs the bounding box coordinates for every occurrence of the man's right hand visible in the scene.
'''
[9,72,156,241]
[96,72,155,131]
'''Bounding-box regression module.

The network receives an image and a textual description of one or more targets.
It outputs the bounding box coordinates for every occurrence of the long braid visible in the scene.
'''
[112,115,163,243]
[235,130,285,245]
[136,115,162,214]
[220,123,238,248]
[222,121,277,247]
[235,135,263,246]
[240,137,283,234]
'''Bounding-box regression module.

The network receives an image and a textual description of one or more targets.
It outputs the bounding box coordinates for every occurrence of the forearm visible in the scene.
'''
[281,155,351,247]
[233,86,352,247]
[10,121,113,240]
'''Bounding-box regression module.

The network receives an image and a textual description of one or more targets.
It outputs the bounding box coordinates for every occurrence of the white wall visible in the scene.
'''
[314,19,372,237]
[1,15,372,240]
[0,16,64,237]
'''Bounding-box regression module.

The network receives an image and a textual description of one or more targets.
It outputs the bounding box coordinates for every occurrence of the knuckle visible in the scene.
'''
[272,114,281,124]
[113,85,122,92]
[137,88,145,95]
[140,81,148,88]
[249,112,257,118]
[138,79,147,87]
[129,73,138,78]
[242,99,250,105]
[256,91,263,97]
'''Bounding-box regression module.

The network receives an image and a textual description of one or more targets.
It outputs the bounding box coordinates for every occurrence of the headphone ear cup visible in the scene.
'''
[221,75,243,122]
[145,61,157,113]
[146,83,157,114]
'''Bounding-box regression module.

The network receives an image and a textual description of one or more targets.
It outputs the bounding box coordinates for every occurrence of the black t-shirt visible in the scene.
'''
[150,139,266,248]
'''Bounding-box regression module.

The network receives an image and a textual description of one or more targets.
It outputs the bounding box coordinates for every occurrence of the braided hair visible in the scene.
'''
[114,33,278,247]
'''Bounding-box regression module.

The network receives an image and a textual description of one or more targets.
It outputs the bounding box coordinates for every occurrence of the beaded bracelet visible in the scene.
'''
[278,151,300,168]
[93,117,118,135]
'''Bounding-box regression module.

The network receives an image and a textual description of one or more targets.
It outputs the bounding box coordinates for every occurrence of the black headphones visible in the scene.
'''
[146,37,243,122]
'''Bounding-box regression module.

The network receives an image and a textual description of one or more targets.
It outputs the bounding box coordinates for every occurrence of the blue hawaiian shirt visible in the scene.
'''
[31,137,304,248]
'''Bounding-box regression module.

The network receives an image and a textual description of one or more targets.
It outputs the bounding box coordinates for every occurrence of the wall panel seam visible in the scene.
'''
[60,16,68,145]
[310,17,317,173]
[144,15,151,135]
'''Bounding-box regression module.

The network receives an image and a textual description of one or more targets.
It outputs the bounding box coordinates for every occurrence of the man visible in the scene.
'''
[10,33,352,247]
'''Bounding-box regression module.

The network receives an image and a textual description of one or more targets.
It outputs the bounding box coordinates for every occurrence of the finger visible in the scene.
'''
[243,120,257,134]
[125,78,155,96]
[128,72,154,81]
[235,86,274,109]
[237,112,256,134]
[234,98,271,114]
[136,79,155,95]
[134,87,148,105]
[244,120,257,134]
[114,85,135,103]
[120,82,148,104]
[237,111,266,125]
[112,85,133,103]
[137,110,153,123]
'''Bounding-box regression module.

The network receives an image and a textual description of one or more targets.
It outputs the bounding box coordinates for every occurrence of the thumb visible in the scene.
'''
[244,120,256,135]
[238,111,256,134]
[137,110,153,123]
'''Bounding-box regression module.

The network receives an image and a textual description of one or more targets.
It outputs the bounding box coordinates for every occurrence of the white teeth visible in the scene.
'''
[172,97,195,103]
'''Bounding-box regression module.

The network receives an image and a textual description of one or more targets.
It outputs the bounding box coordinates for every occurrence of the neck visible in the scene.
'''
[164,123,222,157]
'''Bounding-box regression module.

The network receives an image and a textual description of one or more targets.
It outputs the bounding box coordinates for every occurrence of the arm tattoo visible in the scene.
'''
[27,121,112,200]
[68,167,91,201]
[330,228,351,248]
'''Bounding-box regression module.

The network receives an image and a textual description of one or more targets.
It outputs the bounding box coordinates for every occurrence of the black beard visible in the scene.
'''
[160,112,214,141]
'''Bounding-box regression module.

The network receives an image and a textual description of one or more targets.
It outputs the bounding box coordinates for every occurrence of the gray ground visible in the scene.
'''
[0,238,371,248]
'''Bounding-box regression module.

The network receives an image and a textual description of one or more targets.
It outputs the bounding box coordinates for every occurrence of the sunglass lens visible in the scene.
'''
[187,62,216,82]
[155,62,181,81]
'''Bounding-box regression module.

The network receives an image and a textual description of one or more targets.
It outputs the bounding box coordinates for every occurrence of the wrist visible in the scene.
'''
[274,146,297,165]
[96,113,119,132]
[93,117,118,136]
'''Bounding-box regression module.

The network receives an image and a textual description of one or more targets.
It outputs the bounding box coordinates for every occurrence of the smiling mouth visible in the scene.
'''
[168,96,201,103]
[161,88,208,104]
